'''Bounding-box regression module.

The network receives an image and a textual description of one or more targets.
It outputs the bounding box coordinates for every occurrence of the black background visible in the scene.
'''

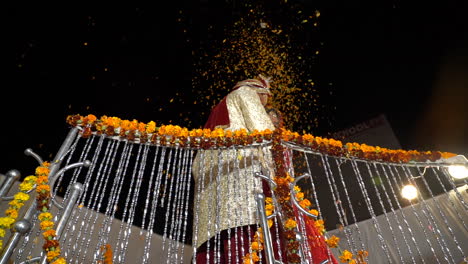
[5,1,468,178]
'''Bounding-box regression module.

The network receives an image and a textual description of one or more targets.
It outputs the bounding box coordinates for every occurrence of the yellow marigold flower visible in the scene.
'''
[8,200,24,208]
[40,220,54,230]
[39,212,53,221]
[37,184,51,193]
[24,175,38,182]
[0,217,15,229]
[43,229,57,239]
[50,257,66,264]
[349,260,357,264]
[47,250,60,261]
[325,235,340,248]
[19,182,34,192]
[146,121,156,133]
[267,219,273,228]
[0,228,5,237]
[294,186,301,192]
[264,197,273,204]
[265,204,274,211]
[14,192,30,202]
[284,218,297,229]
[339,250,353,263]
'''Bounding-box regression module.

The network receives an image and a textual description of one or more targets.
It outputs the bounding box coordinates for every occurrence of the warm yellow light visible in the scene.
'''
[401,184,418,200]
[448,165,468,179]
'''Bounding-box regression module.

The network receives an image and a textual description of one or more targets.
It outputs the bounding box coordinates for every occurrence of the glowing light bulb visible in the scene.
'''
[401,185,418,200]
[447,165,468,179]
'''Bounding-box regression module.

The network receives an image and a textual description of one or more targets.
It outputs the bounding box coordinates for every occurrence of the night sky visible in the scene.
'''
[6,1,468,177]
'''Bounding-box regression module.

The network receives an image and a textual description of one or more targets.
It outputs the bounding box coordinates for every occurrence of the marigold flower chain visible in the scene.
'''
[35,162,67,264]
[67,115,456,162]
[0,175,37,250]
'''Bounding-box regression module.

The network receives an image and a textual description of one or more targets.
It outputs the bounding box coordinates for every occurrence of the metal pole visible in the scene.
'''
[0,219,33,264]
[256,192,276,264]
[47,127,80,179]
[0,170,21,200]
[40,182,83,264]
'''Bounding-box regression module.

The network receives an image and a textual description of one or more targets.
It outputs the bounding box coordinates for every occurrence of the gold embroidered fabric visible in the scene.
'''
[192,85,275,248]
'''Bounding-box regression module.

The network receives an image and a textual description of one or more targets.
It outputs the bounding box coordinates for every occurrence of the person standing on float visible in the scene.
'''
[192,75,281,263]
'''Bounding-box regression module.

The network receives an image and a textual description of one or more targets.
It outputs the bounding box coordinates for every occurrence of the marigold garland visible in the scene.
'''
[35,161,67,264]
[0,174,37,250]
[66,114,457,163]
[66,114,452,263]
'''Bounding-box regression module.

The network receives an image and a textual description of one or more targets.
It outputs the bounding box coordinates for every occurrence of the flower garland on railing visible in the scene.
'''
[271,129,369,264]
[66,114,456,163]
[0,174,37,250]
[35,161,67,264]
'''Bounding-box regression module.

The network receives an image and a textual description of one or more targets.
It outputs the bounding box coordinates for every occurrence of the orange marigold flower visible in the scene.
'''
[35,166,50,176]
[251,241,263,251]
[339,250,353,262]
[40,220,55,230]
[138,122,146,132]
[325,235,340,248]
[50,257,66,264]
[295,192,304,200]
[309,209,319,216]
[36,176,49,185]
[47,250,60,261]
[5,209,18,219]
[85,114,97,123]
[37,184,51,193]
[38,212,53,221]
[129,119,139,130]
[357,250,369,258]
[121,120,131,130]
[43,229,57,239]
[299,199,311,209]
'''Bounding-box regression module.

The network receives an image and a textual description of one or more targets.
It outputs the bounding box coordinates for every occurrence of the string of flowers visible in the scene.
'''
[270,128,304,263]
[66,114,456,163]
[35,161,66,264]
[0,174,37,250]
[272,129,370,263]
